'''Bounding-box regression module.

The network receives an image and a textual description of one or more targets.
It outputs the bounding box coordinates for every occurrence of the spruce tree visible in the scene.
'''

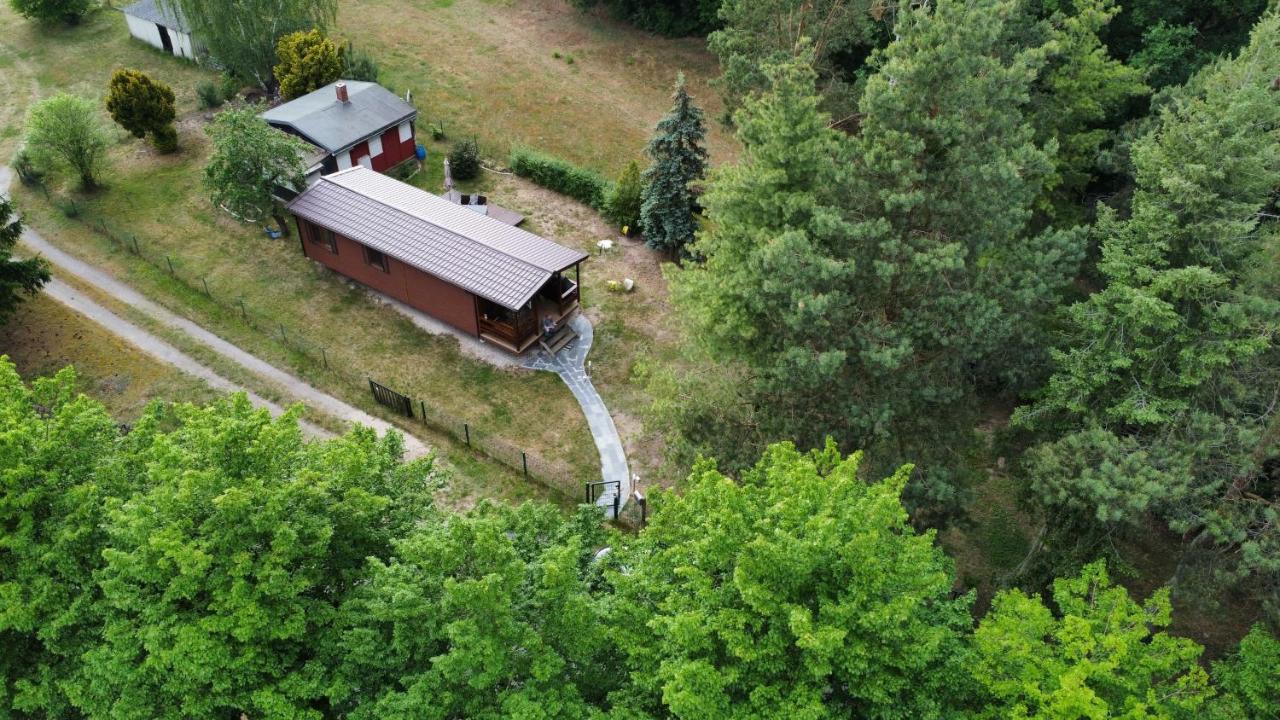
[639,73,708,257]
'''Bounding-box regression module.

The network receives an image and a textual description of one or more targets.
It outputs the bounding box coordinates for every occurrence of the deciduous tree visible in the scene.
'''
[1208,624,1280,719]
[105,69,178,153]
[640,73,707,257]
[972,561,1212,718]
[274,29,344,100]
[203,107,308,235]
[77,395,439,720]
[24,93,110,189]
[160,0,338,89]
[329,503,614,720]
[606,440,976,719]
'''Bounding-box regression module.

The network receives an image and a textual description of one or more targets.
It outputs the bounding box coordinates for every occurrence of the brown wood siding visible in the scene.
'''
[402,264,479,336]
[296,218,480,337]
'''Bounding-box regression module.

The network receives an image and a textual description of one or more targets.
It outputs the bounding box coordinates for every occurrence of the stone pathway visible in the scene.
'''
[523,313,631,517]
[1,167,430,461]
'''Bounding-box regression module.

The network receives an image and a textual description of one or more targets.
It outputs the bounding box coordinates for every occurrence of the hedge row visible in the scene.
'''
[509,148,613,210]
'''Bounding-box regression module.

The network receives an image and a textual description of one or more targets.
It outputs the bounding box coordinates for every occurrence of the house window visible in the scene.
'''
[337,150,352,170]
[308,224,337,253]
[368,135,383,157]
[398,121,413,144]
[363,246,389,272]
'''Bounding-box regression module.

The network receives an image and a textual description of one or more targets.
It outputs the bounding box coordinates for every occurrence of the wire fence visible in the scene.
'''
[69,207,585,501]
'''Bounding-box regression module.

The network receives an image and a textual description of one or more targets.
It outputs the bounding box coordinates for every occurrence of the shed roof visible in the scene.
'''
[260,81,416,154]
[121,0,189,32]
[286,167,587,310]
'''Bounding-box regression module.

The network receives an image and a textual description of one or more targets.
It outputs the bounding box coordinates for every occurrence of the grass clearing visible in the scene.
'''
[0,293,219,419]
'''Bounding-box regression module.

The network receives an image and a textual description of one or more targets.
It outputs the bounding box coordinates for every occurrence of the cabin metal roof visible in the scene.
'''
[260,81,417,154]
[121,0,190,32]
[286,167,587,310]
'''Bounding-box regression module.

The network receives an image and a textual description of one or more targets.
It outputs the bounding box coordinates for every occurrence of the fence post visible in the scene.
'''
[201,277,211,296]
[278,323,287,344]
[238,299,247,320]
[463,423,470,446]
[521,451,528,479]
[420,399,426,423]
[131,234,140,255]
[166,256,175,274]
[321,347,329,369]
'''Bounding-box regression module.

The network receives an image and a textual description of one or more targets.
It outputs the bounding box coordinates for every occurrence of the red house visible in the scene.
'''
[261,80,417,176]
[287,166,587,354]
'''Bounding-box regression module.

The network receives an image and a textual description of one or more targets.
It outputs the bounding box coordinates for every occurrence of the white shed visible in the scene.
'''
[120,0,200,61]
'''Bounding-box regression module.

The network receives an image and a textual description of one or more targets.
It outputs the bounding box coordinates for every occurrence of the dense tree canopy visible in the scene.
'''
[669,0,1083,519]
[1,361,1278,718]
[606,441,975,719]
[1014,11,1280,615]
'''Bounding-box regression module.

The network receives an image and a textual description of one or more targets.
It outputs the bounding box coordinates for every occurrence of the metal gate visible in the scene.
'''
[369,379,413,418]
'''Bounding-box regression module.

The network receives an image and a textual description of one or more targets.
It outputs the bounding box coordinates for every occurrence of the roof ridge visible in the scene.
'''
[323,169,550,277]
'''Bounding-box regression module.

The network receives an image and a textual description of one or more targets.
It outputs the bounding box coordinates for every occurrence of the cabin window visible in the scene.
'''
[309,224,337,253]
[398,121,413,143]
[368,135,383,157]
[363,246,389,273]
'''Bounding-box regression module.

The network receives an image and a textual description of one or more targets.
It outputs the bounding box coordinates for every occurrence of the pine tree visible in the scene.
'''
[1015,12,1280,613]
[639,73,708,257]
[0,197,50,324]
[670,0,1083,518]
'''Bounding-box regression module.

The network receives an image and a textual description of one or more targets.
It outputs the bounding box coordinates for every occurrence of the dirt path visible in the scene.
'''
[42,277,332,439]
[2,168,431,460]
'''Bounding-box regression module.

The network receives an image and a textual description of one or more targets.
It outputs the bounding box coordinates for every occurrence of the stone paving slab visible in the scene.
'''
[522,314,631,517]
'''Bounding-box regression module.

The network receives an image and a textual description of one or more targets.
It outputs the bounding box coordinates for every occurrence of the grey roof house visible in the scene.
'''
[287,166,586,353]
[262,81,419,177]
[121,0,200,61]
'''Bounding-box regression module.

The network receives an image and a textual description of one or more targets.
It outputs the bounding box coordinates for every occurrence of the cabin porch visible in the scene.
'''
[477,266,581,354]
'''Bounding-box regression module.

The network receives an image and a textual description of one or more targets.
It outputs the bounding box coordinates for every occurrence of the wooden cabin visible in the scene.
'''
[286,166,586,353]
[262,81,418,177]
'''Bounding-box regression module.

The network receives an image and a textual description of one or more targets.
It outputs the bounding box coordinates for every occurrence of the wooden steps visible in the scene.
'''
[539,324,577,355]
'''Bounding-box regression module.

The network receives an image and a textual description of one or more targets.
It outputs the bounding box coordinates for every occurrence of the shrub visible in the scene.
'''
[343,42,380,82]
[105,69,178,153]
[603,159,644,230]
[509,147,612,209]
[8,0,91,24]
[428,122,446,141]
[196,80,224,109]
[219,73,241,101]
[12,150,45,186]
[448,138,481,181]
[274,29,344,100]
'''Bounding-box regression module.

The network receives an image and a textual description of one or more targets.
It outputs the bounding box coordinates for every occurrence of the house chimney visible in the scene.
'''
[335,82,349,103]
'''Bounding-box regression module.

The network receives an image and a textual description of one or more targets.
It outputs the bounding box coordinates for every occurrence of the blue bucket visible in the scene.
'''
[415,144,427,160]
